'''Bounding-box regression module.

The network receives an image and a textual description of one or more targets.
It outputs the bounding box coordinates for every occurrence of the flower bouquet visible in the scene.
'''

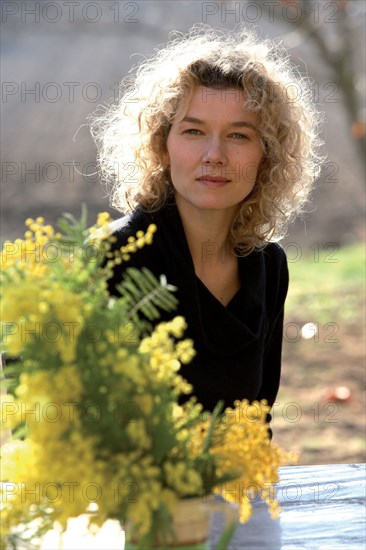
[0,208,296,549]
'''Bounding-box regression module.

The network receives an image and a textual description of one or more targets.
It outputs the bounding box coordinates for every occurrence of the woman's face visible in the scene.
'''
[165,86,264,216]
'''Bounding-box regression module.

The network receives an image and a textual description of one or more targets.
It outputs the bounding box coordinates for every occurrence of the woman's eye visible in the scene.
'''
[231,133,249,140]
[183,129,202,135]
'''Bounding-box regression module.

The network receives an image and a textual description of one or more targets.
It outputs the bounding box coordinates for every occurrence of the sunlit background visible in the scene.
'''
[1,0,365,464]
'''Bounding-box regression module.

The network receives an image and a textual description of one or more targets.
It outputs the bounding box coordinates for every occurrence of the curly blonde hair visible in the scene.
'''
[89,25,324,254]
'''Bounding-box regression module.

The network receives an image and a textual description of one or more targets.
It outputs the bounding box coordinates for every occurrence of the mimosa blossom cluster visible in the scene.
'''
[1,213,296,548]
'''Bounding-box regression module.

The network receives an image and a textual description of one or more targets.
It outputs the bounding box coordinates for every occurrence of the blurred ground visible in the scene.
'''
[274,321,365,464]
[272,244,365,465]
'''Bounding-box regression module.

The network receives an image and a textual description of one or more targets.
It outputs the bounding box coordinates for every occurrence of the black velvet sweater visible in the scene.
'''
[106,202,289,419]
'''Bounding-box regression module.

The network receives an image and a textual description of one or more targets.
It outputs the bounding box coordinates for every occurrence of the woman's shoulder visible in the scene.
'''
[261,242,287,266]
[240,242,289,302]
[261,242,289,303]
[240,242,287,271]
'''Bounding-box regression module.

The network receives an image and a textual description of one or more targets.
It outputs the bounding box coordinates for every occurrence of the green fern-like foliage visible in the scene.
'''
[55,203,91,249]
[54,206,179,325]
[116,267,179,323]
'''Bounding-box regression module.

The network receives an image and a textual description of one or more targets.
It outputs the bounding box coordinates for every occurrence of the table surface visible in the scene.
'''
[210,463,366,550]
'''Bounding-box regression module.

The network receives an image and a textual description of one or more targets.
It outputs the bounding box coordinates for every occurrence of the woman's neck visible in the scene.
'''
[175,198,238,269]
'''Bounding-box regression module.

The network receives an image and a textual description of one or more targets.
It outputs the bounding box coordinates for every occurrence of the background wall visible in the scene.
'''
[1,0,365,245]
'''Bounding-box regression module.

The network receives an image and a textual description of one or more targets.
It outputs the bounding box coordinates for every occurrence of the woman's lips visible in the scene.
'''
[196,176,230,188]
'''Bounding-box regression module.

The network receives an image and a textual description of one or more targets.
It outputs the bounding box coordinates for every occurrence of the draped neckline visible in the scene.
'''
[148,202,266,357]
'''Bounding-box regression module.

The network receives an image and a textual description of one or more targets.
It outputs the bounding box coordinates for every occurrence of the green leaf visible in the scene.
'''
[203,401,224,453]
[216,520,237,550]
[116,267,178,322]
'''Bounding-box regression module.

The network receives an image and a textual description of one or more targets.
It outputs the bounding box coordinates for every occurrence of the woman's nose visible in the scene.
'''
[202,138,226,164]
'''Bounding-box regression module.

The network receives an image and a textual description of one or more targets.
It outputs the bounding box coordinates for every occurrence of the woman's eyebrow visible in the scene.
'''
[179,116,204,124]
[179,116,257,131]
[230,121,258,131]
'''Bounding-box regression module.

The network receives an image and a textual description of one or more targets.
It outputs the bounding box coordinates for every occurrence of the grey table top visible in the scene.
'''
[210,463,366,550]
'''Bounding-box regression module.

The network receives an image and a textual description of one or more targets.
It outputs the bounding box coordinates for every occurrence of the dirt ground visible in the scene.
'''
[272,321,365,465]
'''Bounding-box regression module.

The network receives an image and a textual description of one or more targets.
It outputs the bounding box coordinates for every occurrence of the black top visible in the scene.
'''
[106,202,289,420]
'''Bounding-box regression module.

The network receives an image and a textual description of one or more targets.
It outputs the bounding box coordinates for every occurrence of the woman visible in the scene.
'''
[89,26,323,426]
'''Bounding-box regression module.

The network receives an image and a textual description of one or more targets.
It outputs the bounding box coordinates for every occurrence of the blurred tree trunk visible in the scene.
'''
[257,0,365,164]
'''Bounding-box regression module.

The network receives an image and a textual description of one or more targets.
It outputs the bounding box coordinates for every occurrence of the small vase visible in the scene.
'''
[157,496,211,549]
[126,495,238,549]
